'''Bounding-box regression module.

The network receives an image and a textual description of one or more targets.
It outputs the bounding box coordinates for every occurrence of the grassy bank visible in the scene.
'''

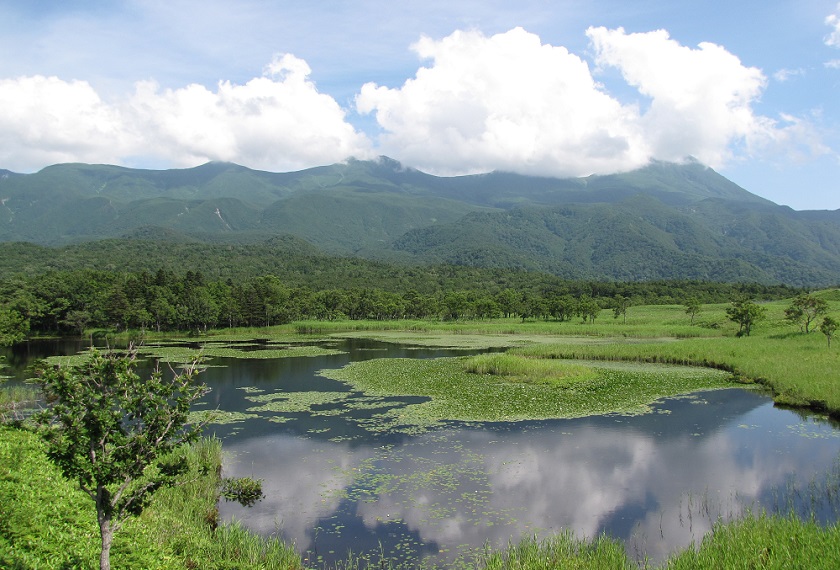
[512,332,840,416]
[0,426,302,570]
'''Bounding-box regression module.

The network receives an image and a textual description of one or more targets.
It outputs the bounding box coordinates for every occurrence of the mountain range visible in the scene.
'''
[1,157,839,286]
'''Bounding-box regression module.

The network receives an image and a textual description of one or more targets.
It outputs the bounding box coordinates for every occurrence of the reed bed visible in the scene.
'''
[512,333,840,416]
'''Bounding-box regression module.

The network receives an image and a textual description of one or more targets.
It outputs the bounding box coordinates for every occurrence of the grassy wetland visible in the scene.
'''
[3,292,840,568]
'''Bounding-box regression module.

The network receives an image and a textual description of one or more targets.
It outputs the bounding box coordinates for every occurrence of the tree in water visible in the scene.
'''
[34,347,208,570]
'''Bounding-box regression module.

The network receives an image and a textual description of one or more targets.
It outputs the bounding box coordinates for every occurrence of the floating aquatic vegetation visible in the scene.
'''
[189,409,259,425]
[137,343,345,363]
[245,391,348,413]
[321,356,735,426]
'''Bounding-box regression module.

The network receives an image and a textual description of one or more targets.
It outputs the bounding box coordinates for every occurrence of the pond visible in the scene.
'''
[3,337,840,567]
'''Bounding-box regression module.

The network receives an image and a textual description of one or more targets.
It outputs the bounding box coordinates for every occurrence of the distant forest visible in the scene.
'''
[0,238,801,340]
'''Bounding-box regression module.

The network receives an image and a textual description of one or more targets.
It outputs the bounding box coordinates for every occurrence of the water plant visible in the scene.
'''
[321,355,735,427]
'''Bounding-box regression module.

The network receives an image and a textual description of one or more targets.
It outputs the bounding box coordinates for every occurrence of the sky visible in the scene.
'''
[1,1,840,210]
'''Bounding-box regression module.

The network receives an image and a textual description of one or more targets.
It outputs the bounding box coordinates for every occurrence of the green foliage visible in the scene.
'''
[785,293,829,333]
[220,476,264,507]
[820,316,838,348]
[726,298,767,336]
[0,381,38,424]
[612,294,630,323]
[34,348,208,569]
[323,355,733,426]
[664,513,840,569]
[684,297,701,325]
[479,532,632,569]
[462,353,599,387]
[0,307,28,346]
[2,158,840,285]
[0,429,304,569]
[0,260,800,339]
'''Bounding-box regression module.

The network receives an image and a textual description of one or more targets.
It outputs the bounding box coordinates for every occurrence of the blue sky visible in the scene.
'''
[1,1,839,210]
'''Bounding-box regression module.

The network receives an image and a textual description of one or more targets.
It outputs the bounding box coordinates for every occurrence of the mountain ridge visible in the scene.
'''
[1,157,838,286]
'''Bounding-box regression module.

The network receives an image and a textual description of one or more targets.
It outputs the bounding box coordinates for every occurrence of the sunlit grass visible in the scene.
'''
[478,531,633,570]
[463,353,599,387]
[512,333,840,415]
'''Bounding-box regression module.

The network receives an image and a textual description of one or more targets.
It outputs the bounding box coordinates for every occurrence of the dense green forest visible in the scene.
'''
[0,259,800,341]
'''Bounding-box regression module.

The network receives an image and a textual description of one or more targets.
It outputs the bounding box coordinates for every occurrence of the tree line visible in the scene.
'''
[0,268,803,342]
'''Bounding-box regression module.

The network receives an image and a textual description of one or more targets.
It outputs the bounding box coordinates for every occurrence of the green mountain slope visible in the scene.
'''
[386,194,840,285]
[1,157,839,285]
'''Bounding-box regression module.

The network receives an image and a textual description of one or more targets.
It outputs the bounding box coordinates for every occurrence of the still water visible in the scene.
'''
[4,338,840,566]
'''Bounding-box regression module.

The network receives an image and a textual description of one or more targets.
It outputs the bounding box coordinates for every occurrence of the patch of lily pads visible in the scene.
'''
[135,343,346,364]
[188,409,260,426]
[319,356,736,430]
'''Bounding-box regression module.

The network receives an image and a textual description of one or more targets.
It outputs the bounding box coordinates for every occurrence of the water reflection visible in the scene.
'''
[220,387,840,566]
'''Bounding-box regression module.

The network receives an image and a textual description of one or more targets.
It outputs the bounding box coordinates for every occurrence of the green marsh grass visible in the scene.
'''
[479,532,633,570]
[512,333,840,416]
[663,513,840,570]
[0,382,39,423]
[463,353,599,387]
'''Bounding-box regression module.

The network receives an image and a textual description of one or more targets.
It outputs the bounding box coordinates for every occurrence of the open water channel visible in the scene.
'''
[3,337,840,567]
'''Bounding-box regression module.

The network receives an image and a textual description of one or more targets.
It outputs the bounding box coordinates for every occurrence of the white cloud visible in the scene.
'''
[0,75,134,168]
[356,27,650,178]
[586,26,774,168]
[0,54,372,172]
[773,67,805,82]
[826,59,840,69]
[357,26,804,178]
[826,4,840,47]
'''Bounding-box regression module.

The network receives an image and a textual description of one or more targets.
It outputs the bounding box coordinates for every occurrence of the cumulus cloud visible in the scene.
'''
[0,75,133,168]
[357,27,649,178]
[586,26,775,167]
[826,4,840,47]
[0,54,372,172]
[0,27,826,178]
[356,26,797,177]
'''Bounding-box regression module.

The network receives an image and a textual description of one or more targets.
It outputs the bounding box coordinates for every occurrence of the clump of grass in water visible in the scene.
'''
[478,531,633,569]
[463,353,598,388]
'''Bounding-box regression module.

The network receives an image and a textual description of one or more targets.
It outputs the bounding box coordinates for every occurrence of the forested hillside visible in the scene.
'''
[2,157,840,285]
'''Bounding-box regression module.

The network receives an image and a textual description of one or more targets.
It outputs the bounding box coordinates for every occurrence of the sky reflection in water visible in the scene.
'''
[210,344,840,566]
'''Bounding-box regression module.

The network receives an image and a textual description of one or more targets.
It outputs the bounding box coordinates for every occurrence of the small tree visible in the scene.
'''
[684,298,701,325]
[612,295,630,324]
[726,298,766,337]
[577,295,600,324]
[35,348,208,570]
[784,294,828,333]
[820,316,838,348]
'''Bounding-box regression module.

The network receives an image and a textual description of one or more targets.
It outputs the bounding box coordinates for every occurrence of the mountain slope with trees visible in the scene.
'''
[1,157,839,285]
